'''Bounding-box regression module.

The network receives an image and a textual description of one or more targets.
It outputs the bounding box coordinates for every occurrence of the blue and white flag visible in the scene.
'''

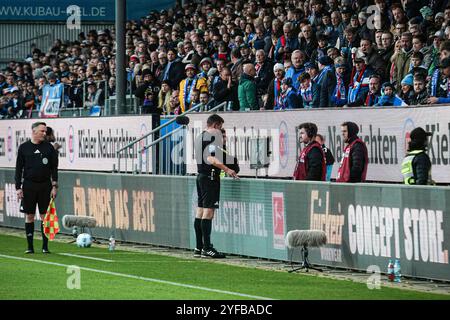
[39,84,63,118]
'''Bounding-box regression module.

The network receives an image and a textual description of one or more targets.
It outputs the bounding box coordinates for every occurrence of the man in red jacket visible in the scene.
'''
[293,122,326,181]
[336,121,368,182]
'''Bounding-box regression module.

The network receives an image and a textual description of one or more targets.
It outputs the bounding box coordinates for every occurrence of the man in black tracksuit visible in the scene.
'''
[15,122,58,254]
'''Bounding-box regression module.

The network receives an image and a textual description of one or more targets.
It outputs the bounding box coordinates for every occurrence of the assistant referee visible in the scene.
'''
[15,122,59,254]
[194,114,239,259]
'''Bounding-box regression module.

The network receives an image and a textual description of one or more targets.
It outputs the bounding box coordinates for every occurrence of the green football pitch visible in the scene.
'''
[0,233,448,300]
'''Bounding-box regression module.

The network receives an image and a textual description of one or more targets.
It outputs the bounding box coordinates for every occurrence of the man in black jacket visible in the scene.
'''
[254,49,274,98]
[15,122,58,254]
[162,48,185,90]
[212,67,238,110]
[401,127,433,185]
[134,69,160,108]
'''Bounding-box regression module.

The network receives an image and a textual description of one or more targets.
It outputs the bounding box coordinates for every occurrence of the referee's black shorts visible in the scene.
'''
[20,180,52,215]
[196,173,220,209]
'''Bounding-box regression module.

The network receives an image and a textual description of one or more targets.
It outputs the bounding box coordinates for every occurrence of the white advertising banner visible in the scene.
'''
[185,106,450,183]
[0,116,152,172]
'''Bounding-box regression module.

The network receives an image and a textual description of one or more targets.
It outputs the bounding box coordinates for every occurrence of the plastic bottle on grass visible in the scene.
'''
[394,259,401,283]
[109,236,116,251]
[387,260,394,282]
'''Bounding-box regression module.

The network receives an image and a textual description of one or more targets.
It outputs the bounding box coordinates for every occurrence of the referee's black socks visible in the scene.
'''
[41,223,48,251]
[194,218,203,250]
[25,222,34,250]
[201,219,212,249]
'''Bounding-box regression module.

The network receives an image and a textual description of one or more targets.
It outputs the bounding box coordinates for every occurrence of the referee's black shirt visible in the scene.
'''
[15,140,58,189]
[195,130,223,176]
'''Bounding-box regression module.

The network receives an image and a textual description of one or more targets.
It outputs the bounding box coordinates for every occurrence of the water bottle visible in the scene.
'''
[387,260,394,282]
[394,259,401,283]
[108,236,116,251]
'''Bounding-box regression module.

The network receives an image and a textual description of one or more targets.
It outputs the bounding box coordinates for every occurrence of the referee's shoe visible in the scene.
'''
[201,245,226,259]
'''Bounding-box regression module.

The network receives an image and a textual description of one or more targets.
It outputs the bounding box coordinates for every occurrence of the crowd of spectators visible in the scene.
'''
[2,0,450,119]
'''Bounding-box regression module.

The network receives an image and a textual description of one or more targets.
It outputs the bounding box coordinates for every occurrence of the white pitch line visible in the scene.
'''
[0,254,274,300]
[57,253,114,262]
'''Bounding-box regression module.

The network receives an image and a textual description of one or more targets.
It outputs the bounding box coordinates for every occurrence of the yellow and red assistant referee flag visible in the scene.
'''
[43,198,59,240]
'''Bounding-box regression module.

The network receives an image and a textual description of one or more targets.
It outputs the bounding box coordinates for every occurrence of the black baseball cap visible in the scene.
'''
[410,127,432,141]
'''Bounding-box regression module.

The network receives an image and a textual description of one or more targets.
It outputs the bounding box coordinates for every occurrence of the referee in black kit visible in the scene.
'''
[194,114,239,258]
[15,122,58,254]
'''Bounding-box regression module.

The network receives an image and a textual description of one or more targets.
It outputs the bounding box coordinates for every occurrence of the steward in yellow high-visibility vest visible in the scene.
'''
[401,127,433,185]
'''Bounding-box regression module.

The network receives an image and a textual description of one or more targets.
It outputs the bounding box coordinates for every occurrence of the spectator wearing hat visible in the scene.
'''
[125,56,138,94]
[427,32,445,76]
[420,6,435,34]
[435,12,445,29]
[399,74,414,105]
[135,68,160,107]
[305,62,319,81]
[4,87,25,118]
[316,55,336,108]
[84,81,104,109]
[348,57,373,107]
[374,82,406,107]
[331,58,348,107]
[198,57,212,79]
[264,63,285,110]
[46,72,59,86]
[428,57,450,104]
[285,50,306,91]
[276,77,302,110]
[298,72,320,109]
[340,5,353,26]
[238,63,258,111]
[206,68,218,92]
[401,127,433,185]
[410,74,429,105]
[179,64,208,113]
